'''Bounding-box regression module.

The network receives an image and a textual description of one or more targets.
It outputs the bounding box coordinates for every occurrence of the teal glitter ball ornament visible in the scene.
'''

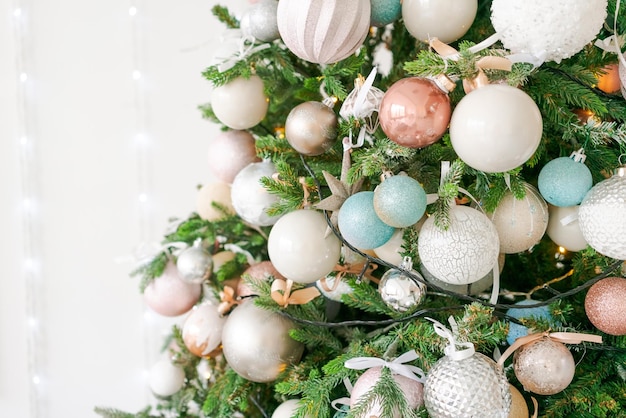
[371,0,402,27]
[373,174,427,228]
[538,150,593,207]
[506,299,553,345]
[338,191,396,250]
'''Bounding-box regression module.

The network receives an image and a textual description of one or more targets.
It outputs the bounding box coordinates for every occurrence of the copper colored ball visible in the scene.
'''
[508,384,529,418]
[237,261,285,297]
[585,277,626,335]
[285,101,338,156]
[379,77,451,148]
[513,337,575,395]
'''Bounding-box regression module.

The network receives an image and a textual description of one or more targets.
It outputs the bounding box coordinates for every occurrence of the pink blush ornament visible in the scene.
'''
[144,262,202,317]
[207,130,260,184]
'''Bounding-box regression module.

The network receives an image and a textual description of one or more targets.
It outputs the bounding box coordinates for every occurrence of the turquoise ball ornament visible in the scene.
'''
[538,153,593,207]
[370,0,402,27]
[338,191,396,250]
[506,299,554,345]
[373,175,427,228]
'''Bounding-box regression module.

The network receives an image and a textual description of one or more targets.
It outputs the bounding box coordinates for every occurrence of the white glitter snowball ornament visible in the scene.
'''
[402,0,477,44]
[240,0,280,43]
[268,209,342,284]
[231,160,282,227]
[176,239,213,284]
[378,256,427,312]
[418,204,500,285]
[211,75,268,130]
[491,0,608,63]
[578,167,626,260]
[546,205,588,252]
[182,302,227,358]
[277,0,371,65]
[149,359,185,397]
[449,84,542,173]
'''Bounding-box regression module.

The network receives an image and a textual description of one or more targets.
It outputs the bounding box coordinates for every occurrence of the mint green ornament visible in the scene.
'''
[371,0,402,27]
[373,174,427,228]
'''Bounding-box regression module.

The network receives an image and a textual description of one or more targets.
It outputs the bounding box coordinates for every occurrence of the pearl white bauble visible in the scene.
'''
[196,181,235,221]
[513,337,575,395]
[207,130,260,184]
[144,262,202,317]
[373,228,405,266]
[271,399,312,418]
[449,84,542,173]
[182,302,227,357]
[211,75,268,130]
[231,160,282,226]
[268,209,342,284]
[149,359,185,397]
[402,0,477,44]
[546,205,588,252]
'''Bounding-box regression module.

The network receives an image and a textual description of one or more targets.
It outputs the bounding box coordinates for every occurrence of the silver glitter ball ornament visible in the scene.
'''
[378,257,426,312]
[176,240,213,284]
[240,0,280,43]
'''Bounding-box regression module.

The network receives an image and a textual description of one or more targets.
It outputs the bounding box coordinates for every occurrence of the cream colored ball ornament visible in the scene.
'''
[546,205,588,252]
[402,0,478,44]
[149,359,185,397]
[196,181,235,221]
[276,0,371,64]
[210,75,268,130]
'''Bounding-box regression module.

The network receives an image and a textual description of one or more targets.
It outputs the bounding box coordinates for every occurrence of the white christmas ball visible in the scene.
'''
[149,359,185,397]
[449,84,542,173]
[373,228,406,266]
[211,75,268,130]
[418,205,500,285]
[268,209,342,284]
[196,181,235,221]
[271,399,312,418]
[546,205,588,252]
[491,0,608,63]
[207,130,260,184]
[402,0,477,44]
[316,274,353,302]
[231,160,282,226]
[240,0,280,43]
[182,302,227,358]
[144,262,202,317]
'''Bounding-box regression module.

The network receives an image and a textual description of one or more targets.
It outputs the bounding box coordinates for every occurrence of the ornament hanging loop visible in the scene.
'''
[427,316,476,361]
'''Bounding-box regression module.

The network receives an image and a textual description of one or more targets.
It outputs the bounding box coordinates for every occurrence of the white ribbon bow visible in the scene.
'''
[212,29,270,73]
[344,349,426,382]
[427,316,476,361]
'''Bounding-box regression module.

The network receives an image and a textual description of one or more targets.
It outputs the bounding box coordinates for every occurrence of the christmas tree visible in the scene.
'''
[97,1,626,417]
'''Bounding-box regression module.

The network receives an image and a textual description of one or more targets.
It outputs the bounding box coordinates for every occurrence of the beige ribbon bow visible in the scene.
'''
[271,278,321,308]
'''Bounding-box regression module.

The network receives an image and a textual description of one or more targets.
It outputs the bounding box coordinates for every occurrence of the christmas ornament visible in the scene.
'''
[237,261,285,298]
[505,299,553,346]
[619,53,626,99]
[315,170,364,236]
[240,0,280,43]
[285,101,338,156]
[144,262,202,317]
[488,183,548,254]
[149,359,185,397]
[490,0,608,63]
[421,262,496,296]
[424,318,511,418]
[231,160,282,227]
[546,205,588,252]
[402,0,477,44]
[182,302,227,358]
[338,191,396,250]
[508,384,529,418]
[176,239,213,284]
[268,209,342,284]
[316,274,354,302]
[373,228,406,266]
[578,166,626,260]
[221,300,304,383]
[339,70,385,135]
[373,173,427,228]
[378,256,427,312]
[207,130,260,184]
[538,149,593,207]
[597,63,622,94]
[370,0,401,27]
[449,84,542,173]
[196,181,235,221]
[379,76,452,149]
[272,399,312,418]
[210,75,268,129]
[585,277,626,335]
[418,204,500,285]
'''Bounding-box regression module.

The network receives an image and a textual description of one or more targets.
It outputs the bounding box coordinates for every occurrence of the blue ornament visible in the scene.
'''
[538,150,593,207]
[506,299,553,345]
[338,191,396,249]
[373,175,427,228]
[370,0,402,27]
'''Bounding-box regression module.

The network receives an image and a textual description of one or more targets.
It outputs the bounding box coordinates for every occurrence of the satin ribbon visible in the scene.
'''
[331,377,354,411]
[223,243,257,266]
[497,331,603,367]
[271,278,320,308]
[213,29,270,73]
[428,317,476,361]
[344,349,426,383]
[217,285,239,315]
[340,67,381,147]
[595,0,626,69]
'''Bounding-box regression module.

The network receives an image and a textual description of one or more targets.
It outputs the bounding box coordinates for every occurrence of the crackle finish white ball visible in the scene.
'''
[231,160,282,227]
[402,0,477,44]
[491,0,608,63]
[211,75,268,130]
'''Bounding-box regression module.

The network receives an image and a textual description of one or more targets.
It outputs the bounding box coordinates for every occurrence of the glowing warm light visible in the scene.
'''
[558,246,566,254]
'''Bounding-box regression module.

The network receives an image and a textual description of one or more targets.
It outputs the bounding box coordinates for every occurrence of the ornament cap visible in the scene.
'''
[430,73,456,94]
[569,148,587,163]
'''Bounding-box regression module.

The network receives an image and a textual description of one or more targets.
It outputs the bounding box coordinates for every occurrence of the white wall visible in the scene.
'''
[0,0,248,416]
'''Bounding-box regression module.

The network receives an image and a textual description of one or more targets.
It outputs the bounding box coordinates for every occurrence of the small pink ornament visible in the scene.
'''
[207,130,260,184]
[237,261,285,298]
[144,262,202,317]
[585,277,626,336]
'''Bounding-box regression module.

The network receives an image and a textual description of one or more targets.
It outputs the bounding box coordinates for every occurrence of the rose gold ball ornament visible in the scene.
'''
[176,239,213,284]
[196,181,235,221]
[546,205,588,252]
[221,300,304,383]
[237,261,285,298]
[207,130,260,184]
[508,384,529,418]
[277,0,371,65]
[285,101,338,156]
[379,77,452,149]
[231,160,282,226]
[513,336,575,395]
[449,84,542,173]
[210,75,268,130]
[149,359,185,397]
[378,257,427,312]
[144,262,202,317]
[268,209,342,284]
[585,277,626,336]
[182,302,227,358]
[402,0,477,43]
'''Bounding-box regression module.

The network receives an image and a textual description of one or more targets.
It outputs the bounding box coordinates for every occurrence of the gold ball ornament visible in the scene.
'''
[585,277,626,336]
[196,181,234,221]
[508,384,529,418]
[210,75,268,130]
[285,101,338,156]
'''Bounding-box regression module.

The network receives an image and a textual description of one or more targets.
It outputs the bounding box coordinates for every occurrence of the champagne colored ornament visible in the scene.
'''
[379,77,452,149]
[182,302,227,358]
[402,0,477,43]
[268,209,342,284]
[491,0,608,63]
[271,399,312,418]
[231,160,282,227]
[149,359,185,397]
[378,257,427,312]
[538,150,593,207]
[276,0,371,64]
[237,261,285,298]
[488,183,548,254]
[418,205,500,285]
[196,181,235,221]
[211,75,268,130]
[338,191,396,250]
[207,130,260,184]
[585,277,626,335]
[597,63,622,94]
[546,205,587,252]
[374,174,427,228]
[176,239,213,284]
[370,0,402,27]
[449,84,542,173]
[285,101,338,156]
[505,299,554,346]
[144,262,202,317]
[221,300,304,383]
[578,167,626,260]
[508,384,529,418]
[240,0,280,42]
